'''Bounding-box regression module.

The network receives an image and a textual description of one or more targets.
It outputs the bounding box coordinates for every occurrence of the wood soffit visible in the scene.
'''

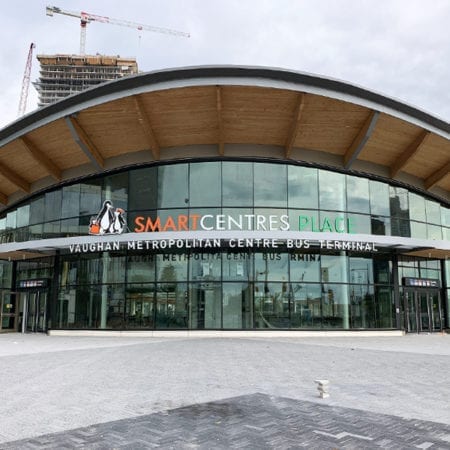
[0,84,448,207]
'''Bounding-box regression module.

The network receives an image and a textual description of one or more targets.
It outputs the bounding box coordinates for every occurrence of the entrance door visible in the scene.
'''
[404,289,442,333]
[19,291,48,333]
[0,291,17,332]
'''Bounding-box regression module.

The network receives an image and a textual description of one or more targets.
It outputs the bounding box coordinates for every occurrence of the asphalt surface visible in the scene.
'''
[0,333,449,449]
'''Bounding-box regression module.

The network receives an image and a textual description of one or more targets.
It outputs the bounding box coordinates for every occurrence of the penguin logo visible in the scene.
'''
[89,201,125,235]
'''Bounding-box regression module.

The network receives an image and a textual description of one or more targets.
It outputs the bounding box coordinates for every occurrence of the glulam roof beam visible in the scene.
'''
[390,130,430,178]
[285,93,306,158]
[0,162,30,193]
[424,161,450,190]
[0,192,8,205]
[216,87,224,156]
[344,110,379,169]
[20,136,62,181]
[65,116,104,171]
[133,95,160,160]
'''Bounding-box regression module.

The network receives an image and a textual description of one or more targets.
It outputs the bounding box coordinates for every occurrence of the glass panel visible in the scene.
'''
[441,207,450,228]
[349,257,373,284]
[375,287,395,328]
[290,283,322,328]
[222,282,252,329]
[289,252,320,282]
[319,170,346,211]
[255,252,289,282]
[60,218,80,235]
[369,180,390,216]
[373,256,392,284]
[409,193,426,222]
[104,172,128,211]
[190,282,221,329]
[350,213,372,234]
[158,164,188,208]
[389,186,409,219]
[222,251,252,281]
[254,282,290,328]
[349,285,375,328]
[427,224,442,240]
[222,162,253,206]
[288,166,318,209]
[125,284,155,329]
[254,163,287,207]
[16,205,30,228]
[80,180,102,216]
[6,211,17,229]
[189,162,221,207]
[419,292,430,331]
[391,218,411,237]
[61,185,80,219]
[29,196,45,225]
[155,283,188,329]
[254,208,288,231]
[321,283,350,328]
[321,255,348,283]
[129,167,157,211]
[430,292,442,330]
[347,176,370,213]
[127,254,155,283]
[44,190,62,221]
[190,252,221,281]
[410,221,427,239]
[156,253,188,283]
[222,208,255,231]
[371,216,390,235]
[425,200,441,225]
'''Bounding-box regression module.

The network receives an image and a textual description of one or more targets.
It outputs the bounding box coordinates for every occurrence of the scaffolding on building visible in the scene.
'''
[34,54,138,107]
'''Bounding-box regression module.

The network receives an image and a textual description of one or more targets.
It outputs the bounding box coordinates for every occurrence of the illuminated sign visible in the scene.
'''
[18,279,48,289]
[403,277,440,288]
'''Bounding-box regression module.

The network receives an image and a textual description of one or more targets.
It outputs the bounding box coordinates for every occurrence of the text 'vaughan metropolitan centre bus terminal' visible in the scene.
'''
[0,66,448,335]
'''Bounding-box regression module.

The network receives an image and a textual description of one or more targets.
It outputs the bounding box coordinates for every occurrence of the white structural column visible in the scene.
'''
[341,252,350,329]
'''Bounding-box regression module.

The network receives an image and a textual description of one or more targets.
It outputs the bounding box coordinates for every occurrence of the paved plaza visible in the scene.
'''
[0,333,449,448]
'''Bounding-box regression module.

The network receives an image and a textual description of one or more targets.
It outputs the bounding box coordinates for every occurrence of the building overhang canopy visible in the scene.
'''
[0,65,448,210]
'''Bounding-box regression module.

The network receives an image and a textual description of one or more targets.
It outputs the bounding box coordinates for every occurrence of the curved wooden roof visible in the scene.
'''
[0,66,448,209]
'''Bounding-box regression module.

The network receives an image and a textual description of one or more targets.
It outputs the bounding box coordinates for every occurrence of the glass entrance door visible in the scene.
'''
[404,289,442,333]
[0,291,17,332]
[19,291,48,333]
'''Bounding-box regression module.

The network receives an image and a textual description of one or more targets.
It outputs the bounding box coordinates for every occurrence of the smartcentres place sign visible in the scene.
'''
[69,202,378,254]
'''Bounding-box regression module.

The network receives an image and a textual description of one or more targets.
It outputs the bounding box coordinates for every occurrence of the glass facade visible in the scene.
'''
[0,160,448,332]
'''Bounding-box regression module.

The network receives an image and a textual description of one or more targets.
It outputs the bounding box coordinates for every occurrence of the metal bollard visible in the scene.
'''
[314,379,330,398]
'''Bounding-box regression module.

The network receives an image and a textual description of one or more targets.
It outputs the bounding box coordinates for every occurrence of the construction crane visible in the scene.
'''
[46,5,190,55]
[17,42,36,118]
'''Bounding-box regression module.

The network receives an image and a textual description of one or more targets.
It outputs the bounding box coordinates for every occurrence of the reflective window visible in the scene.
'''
[80,181,102,216]
[409,193,426,222]
[371,216,390,235]
[425,200,441,225]
[6,210,17,230]
[29,196,45,225]
[321,283,350,328]
[321,255,348,283]
[319,170,346,211]
[189,162,221,207]
[127,254,155,283]
[347,176,370,213]
[410,221,427,239]
[158,164,187,209]
[222,252,252,281]
[255,253,289,282]
[157,253,188,282]
[254,282,290,328]
[290,283,322,328]
[390,187,409,219]
[288,166,318,209]
[289,253,320,282]
[16,205,30,228]
[104,172,128,211]
[369,181,389,216]
[44,190,62,222]
[129,167,157,211]
[254,163,287,207]
[222,282,252,329]
[222,162,253,206]
[61,185,80,219]
[349,257,373,284]
[155,283,188,329]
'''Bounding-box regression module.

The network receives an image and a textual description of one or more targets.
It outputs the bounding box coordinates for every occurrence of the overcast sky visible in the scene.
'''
[2,0,449,129]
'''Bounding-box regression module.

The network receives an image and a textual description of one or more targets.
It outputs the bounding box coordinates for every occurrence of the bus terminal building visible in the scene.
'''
[0,66,448,335]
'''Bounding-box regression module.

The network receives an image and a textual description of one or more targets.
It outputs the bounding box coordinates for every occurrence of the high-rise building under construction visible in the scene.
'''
[35,54,138,107]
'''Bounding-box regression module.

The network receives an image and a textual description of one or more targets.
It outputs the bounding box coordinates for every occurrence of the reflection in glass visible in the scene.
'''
[288,166,318,209]
[190,282,221,329]
[254,282,290,328]
[425,200,441,225]
[389,187,409,219]
[158,164,187,208]
[222,252,252,281]
[321,283,349,329]
[289,253,320,282]
[369,181,389,216]
[254,163,287,207]
[190,252,221,281]
[223,282,252,328]
[409,193,426,222]
[290,283,321,328]
[189,162,221,207]
[62,185,80,219]
[157,253,188,282]
[129,167,157,211]
[319,170,346,211]
[371,216,390,235]
[104,172,128,211]
[155,283,188,329]
[222,162,253,206]
[347,176,370,213]
[255,253,289,282]
[126,284,155,329]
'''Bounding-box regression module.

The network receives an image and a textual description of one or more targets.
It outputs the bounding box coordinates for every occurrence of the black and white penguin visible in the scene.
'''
[97,201,114,234]
[110,208,125,234]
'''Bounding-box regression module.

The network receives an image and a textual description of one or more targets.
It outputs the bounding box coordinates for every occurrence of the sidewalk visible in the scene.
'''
[0,333,449,447]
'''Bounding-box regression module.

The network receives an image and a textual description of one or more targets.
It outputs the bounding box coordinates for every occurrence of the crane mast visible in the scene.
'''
[18,43,36,118]
[46,5,190,55]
